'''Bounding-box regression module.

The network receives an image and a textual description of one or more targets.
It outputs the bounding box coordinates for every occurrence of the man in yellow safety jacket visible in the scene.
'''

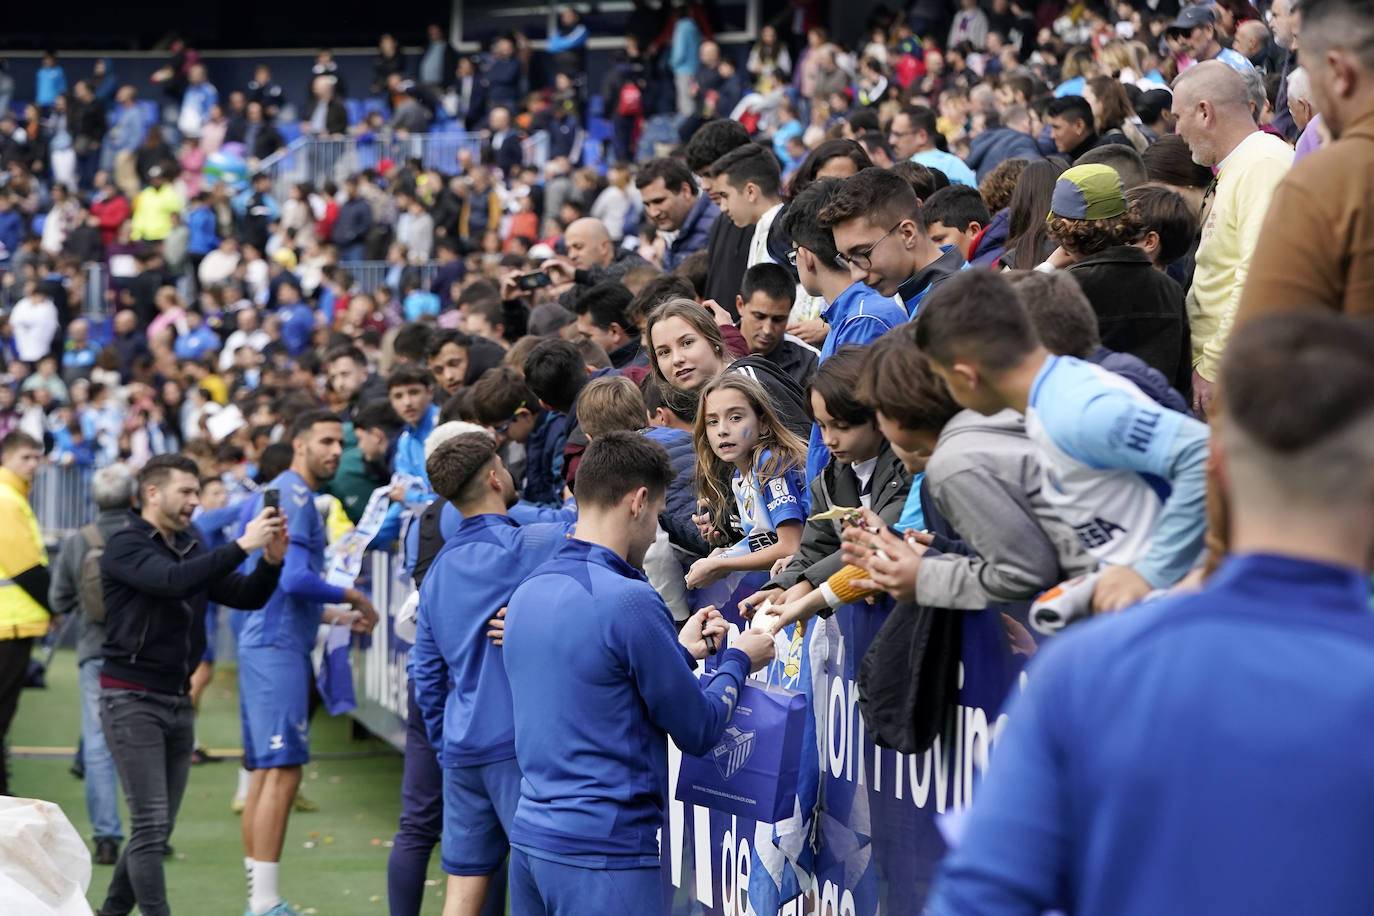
[0,430,52,796]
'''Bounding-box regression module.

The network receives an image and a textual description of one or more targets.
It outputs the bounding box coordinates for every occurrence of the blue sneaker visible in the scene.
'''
[260,903,303,916]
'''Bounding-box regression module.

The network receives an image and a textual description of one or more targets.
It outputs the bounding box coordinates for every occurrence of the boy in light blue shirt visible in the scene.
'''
[914,269,1208,613]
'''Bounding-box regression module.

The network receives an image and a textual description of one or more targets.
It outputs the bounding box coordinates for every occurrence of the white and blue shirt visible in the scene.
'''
[1025,355,1208,587]
[729,448,809,552]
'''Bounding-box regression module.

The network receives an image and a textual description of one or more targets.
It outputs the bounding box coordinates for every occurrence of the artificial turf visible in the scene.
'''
[8,648,448,914]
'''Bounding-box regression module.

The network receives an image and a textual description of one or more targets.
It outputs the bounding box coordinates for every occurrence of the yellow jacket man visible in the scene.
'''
[0,431,51,796]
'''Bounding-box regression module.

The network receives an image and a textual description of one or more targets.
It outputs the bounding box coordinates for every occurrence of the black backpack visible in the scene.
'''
[856,599,962,755]
[411,499,449,589]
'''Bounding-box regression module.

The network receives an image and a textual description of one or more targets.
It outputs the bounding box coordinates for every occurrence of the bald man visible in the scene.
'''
[1171,61,1293,417]
[540,217,649,310]
[1233,20,1272,66]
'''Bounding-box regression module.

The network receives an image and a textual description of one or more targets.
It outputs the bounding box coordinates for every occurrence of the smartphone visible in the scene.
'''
[516,271,552,291]
[262,488,280,514]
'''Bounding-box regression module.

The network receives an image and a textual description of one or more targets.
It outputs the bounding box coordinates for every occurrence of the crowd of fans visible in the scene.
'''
[2,0,1374,912]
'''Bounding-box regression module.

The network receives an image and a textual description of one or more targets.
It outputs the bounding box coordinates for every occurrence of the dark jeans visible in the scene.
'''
[0,637,33,796]
[388,683,442,915]
[99,688,194,916]
[388,681,506,916]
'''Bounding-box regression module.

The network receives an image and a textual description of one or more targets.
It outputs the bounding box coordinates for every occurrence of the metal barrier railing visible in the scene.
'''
[258,130,551,202]
[335,260,440,298]
[1,263,108,316]
[31,463,96,544]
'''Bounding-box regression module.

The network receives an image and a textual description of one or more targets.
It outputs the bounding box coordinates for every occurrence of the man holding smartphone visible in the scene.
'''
[95,454,288,916]
[237,410,379,916]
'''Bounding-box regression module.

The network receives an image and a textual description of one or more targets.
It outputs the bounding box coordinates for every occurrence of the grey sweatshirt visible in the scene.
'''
[917,409,1095,609]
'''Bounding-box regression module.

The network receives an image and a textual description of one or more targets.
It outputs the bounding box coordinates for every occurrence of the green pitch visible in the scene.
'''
[8,649,448,914]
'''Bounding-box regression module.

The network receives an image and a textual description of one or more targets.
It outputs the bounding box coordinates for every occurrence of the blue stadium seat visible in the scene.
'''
[588,95,605,119]
[580,138,606,175]
[345,98,364,125]
[278,122,302,144]
[362,98,392,121]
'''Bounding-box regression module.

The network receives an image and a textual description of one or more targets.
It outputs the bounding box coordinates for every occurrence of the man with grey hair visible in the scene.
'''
[1239,0,1374,320]
[49,463,137,866]
[1286,66,1316,131]
[1170,60,1293,417]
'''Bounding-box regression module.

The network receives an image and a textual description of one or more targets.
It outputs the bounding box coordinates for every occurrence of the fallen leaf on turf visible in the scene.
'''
[303,841,316,849]
[369,895,381,903]
[323,836,334,845]
[309,831,320,839]
[383,840,394,847]
[370,837,381,846]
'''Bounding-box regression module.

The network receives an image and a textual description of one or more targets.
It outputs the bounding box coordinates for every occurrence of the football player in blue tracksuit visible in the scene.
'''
[236,412,378,916]
[408,431,574,915]
[502,432,776,914]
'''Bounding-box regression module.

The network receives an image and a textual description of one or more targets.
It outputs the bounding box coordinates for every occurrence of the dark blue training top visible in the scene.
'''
[409,513,572,768]
[503,536,752,868]
[928,554,1374,916]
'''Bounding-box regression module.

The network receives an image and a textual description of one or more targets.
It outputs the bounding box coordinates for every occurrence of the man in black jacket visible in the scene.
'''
[684,120,754,315]
[95,454,286,916]
[332,177,373,262]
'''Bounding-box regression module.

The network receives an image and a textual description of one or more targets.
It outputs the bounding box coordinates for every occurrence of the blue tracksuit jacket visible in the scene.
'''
[409,513,572,768]
[928,554,1374,916]
[503,537,751,868]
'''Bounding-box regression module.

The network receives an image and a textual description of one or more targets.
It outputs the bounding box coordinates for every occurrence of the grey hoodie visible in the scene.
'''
[917,409,1095,609]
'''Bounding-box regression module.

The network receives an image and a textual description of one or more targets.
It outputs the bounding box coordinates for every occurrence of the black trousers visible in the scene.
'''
[0,636,34,796]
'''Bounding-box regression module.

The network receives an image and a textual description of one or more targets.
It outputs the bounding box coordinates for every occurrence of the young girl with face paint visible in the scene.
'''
[686,374,810,589]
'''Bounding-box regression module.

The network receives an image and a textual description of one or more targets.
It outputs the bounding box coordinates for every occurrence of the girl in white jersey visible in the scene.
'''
[686,373,810,589]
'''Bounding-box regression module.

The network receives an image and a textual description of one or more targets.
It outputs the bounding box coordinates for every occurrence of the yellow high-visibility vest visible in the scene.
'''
[0,468,50,640]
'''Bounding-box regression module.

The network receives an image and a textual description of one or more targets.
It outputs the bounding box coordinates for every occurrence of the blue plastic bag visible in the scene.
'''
[676,678,807,824]
[316,624,357,715]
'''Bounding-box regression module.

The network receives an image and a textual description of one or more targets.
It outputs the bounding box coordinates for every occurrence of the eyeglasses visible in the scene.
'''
[834,222,902,272]
[785,246,800,266]
[494,401,525,436]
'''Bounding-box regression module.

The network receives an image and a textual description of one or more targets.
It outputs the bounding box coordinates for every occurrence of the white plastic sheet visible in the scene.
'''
[0,797,92,916]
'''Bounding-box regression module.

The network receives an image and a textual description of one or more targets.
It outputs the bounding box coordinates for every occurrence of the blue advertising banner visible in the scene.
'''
[350,552,1029,914]
[662,599,1027,914]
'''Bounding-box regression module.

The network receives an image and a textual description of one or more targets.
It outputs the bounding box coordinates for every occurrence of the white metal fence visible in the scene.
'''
[31,464,96,543]
[2,264,110,316]
[259,130,551,201]
[335,260,441,297]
